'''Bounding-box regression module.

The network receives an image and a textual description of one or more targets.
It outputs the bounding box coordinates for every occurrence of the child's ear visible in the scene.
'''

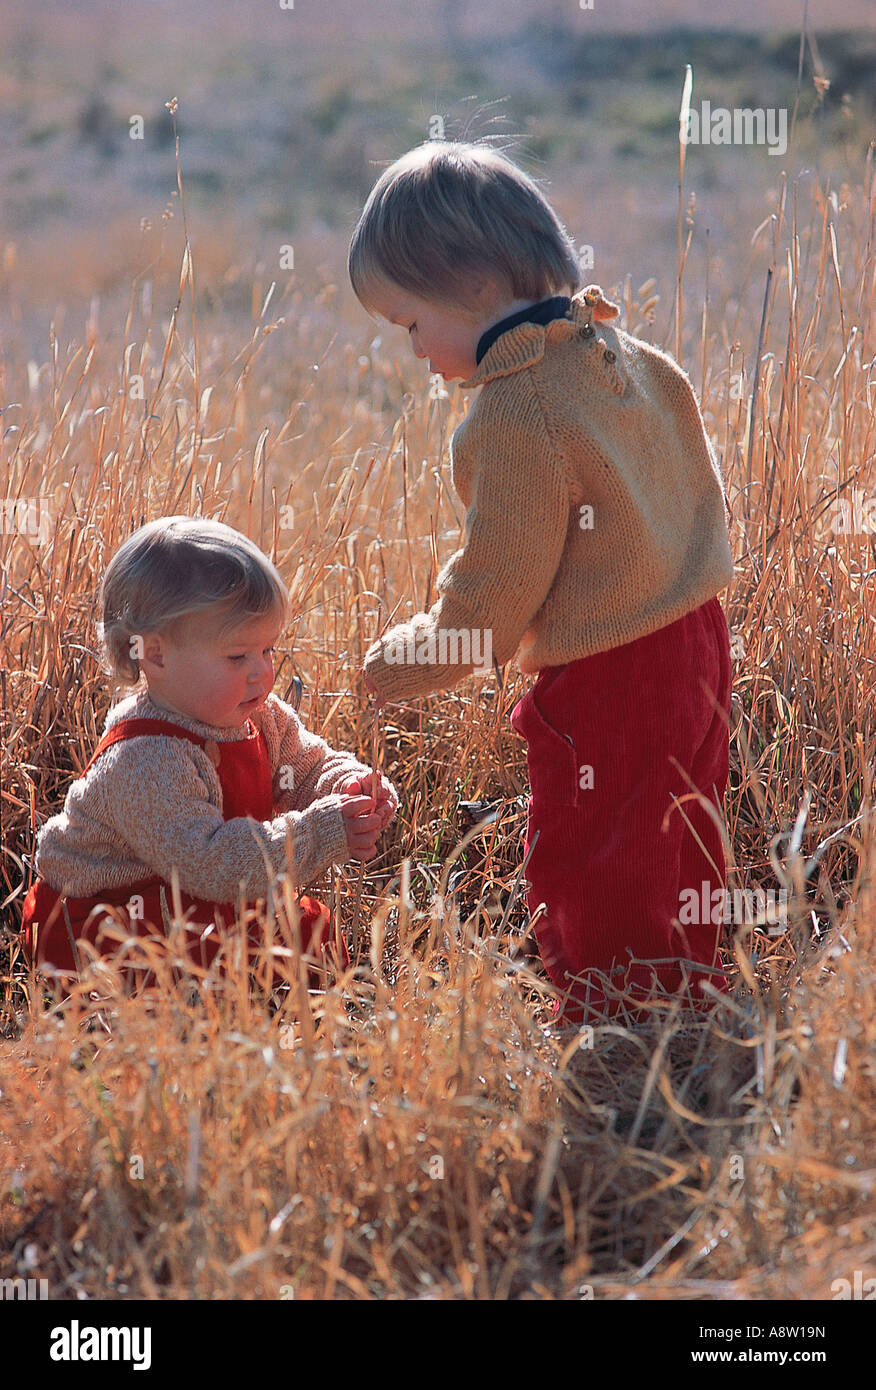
[474,276,505,315]
[141,633,166,671]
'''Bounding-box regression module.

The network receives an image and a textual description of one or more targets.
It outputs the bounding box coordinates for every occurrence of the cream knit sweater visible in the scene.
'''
[33,687,392,900]
[364,284,735,701]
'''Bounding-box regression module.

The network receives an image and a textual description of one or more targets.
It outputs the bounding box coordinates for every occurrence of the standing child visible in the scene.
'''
[349,141,735,1024]
[20,516,398,992]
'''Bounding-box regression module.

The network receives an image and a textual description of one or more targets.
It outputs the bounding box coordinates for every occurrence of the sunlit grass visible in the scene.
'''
[1,125,874,1297]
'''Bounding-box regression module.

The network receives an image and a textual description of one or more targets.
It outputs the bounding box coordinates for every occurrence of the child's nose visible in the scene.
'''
[249,653,272,683]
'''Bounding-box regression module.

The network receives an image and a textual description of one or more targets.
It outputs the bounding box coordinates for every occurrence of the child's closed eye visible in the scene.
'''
[229,647,275,662]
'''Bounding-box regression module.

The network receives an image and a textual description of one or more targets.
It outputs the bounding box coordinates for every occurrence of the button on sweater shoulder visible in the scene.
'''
[363,284,735,701]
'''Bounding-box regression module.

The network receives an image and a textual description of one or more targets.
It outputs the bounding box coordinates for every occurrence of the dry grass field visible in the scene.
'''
[1,1,875,1306]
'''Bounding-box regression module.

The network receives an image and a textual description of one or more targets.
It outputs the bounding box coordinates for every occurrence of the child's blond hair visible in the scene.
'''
[348,139,582,319]
[97,516,289,688]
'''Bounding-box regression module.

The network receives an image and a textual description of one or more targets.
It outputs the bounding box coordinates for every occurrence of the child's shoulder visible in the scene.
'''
[56,701,214,823]
[91,689,231,782]
[610,321,694,376]
[607,325,708,424]
[252,689,303,733]
[95,691,212,772]
[248,690,313,756]
[101,689,142,731]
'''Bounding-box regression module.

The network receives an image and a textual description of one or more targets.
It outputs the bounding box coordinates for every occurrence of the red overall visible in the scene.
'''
[510,596,732,1023]
[20,716,347,991]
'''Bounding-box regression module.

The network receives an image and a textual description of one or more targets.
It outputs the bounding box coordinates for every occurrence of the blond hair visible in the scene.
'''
[348,140,582,319]
[97,516,289,687]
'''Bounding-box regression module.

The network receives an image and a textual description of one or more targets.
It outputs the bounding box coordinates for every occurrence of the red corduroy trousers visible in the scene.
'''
[510,596,733,1023]
[20,875,342,995]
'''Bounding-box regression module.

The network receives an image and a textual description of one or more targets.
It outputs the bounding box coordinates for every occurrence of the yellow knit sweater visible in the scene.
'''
[364,284,735,701]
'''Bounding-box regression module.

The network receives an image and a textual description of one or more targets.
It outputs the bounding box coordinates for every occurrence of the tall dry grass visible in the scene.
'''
[1,132,874,1298]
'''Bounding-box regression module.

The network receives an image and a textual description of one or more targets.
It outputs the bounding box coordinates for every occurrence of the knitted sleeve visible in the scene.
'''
[258,692,398,819]
[363,376,570,701]
[54,735,353,901]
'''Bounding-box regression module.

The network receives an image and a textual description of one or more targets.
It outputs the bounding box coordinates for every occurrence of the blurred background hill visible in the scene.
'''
[1,0,873,366]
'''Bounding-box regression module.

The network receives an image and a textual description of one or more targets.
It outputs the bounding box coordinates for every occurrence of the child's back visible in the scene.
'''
[419,284,734,687]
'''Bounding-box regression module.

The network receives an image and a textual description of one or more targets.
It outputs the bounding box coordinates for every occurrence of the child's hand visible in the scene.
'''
[340,794,384,861]
[338,771,398,832]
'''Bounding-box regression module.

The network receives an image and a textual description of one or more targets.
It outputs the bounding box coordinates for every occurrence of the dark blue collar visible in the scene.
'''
[475,295,572,366]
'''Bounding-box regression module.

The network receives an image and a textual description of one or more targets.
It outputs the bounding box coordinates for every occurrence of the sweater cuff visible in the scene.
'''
[321,759,379,797]
[364,616,493,701]
[363,644,435,701]
[283,795,350,884]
